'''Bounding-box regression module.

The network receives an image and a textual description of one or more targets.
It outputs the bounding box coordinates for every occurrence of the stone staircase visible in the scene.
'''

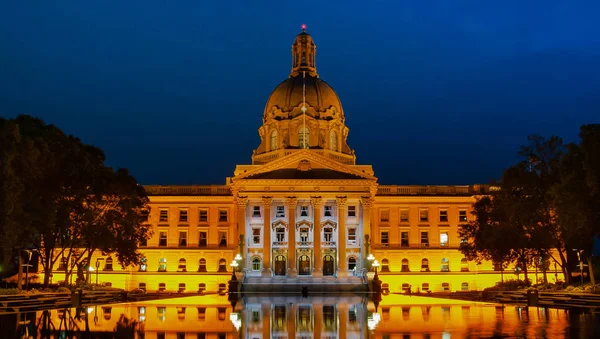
[242,275,367,293]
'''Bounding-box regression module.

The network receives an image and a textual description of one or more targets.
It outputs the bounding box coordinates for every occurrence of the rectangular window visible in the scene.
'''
[159,231,168,247]
[421,231,429,247]
[400,209,409,222]
[218,231,227,247]
[178,232,187,247]
[276,205,285,218]
[348,228,356,245]
[159,209,168,222]
[348,205,356,217]
[419,209,429,222]
[300,206,309,217]
[219,209,228,222]
[252,228,261,245]
[252,206,261,217]
[439,210,448,222]
[459,210,468,222]
[324,228,333,242]
[276,228,285,242]
[401,231,409,248]
[380,209,389,222]
[440,232,449,247]
[299,227,309,242]
[199,209,208,222]
[199,231,207,248]
[324,205,332,217]
[142,208,150,222]
[381,231,389,246]
[179,209,188,223]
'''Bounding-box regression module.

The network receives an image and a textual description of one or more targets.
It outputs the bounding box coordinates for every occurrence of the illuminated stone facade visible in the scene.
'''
[38,28,562,293]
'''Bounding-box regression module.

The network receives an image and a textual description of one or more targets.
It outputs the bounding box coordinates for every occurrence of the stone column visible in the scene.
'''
[312,197,323,276]
[262,303,270,339]
[286,197,297,276]
[339,304,348,339]
[337,197,347,276]
[236,196,248,267]
[262,196,273,277]
[361,197,373,270]
[314,304,322,339]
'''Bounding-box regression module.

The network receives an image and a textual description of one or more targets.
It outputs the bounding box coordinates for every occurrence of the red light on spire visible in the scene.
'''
[301,24,307,32]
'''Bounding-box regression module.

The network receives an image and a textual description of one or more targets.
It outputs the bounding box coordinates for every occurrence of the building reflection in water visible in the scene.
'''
[2,294,596,338]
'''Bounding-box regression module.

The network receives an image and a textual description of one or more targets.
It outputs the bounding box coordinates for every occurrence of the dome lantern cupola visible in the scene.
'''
[290,24,318,78]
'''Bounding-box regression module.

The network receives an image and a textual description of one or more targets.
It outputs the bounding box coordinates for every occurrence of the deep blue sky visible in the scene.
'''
[1,1,599,185]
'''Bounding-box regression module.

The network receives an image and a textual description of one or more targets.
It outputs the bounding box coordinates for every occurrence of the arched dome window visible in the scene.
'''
[329,130,338,152]
[270,130,278,151]
[298,127,310,149]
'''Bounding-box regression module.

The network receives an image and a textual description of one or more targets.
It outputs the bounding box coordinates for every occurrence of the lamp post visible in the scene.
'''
[367,253,375,272]
[372,260,380,281]
[23,249,38,290]
[95,258,105,285]
[230,260,239,281]
[574,249,586,285]
[234,254,243,271]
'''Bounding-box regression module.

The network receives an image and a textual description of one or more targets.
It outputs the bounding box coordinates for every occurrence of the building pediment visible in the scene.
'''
[232,149,377,182]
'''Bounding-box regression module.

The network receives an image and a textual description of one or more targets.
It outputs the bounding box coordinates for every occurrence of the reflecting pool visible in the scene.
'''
[3,293,600,338]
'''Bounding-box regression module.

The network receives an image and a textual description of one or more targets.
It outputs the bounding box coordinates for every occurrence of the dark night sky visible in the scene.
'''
[1,1,599,185]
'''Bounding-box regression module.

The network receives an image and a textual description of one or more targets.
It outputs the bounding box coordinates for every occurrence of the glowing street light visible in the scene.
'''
[367,253,375,272]
[230,260,239,280]
[372,260,380,280]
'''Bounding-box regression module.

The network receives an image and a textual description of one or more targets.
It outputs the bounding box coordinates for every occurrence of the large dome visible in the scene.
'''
[264,74,343,120]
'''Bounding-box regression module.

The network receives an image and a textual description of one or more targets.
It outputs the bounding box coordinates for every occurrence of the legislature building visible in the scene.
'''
[41,27,554,294]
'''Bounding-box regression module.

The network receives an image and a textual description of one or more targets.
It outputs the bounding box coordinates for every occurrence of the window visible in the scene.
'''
[441,258,449,272]
[349,307,357,323]
[380,209,389,222]
[459,210,468,222]
[348,228,356,245]
[442,282,450,292]
[299,227,309,242]
[218,258,227,272]
[400,209,409,222]
[324,227,333,242]
[139,282,146,292]
[440,232,448,247]
[401,258,410,272]
[251,309,261,324]
[330,130,338,151]
[177,258,186,272]
[276,205,285,218]
[252,228,261,245]
[381,231,389,246]
[142,208,150,222]
[276,227,285,242]
[252,257,261,271]
[252,206,261,217]
[159,231,168,247]
[199,231,207,248]
[197,307,206,320]
[175,231,186,248]
[402,283,410,292]
[419,209,429,222]
[139,258,147,272]
[270,130,278,151]
[348,257,357,271]
[439,209,448,222]
[421,231,429,247]
[324,205,332,217]
[159,284,166,293]
[58,258,67,270]
[217,209,228,222]
[348,205,356,217]
[159,209,168,222]
[300,205,309,217]
[177,284,186,294]
[104,257,113,271]
[199,209,208,222]
[198,284,206,293]
[381,258,390,272]
[461,258,469,272]
[461,282,469,291]
[421,283,429,292]
[421,258,430,272]
[179,209,188,223]
[218,231,227,247]
[401,231,409,247]
[158,258,167,272]
[198,258,207,272]
[217,307,226,321]
[298,127,309,148]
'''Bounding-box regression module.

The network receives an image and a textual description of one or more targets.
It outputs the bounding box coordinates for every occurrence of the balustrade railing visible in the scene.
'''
[297,241,313,247]
[322,241,337,247]
[272,241,287,247]
[377,185,490,196]
[144,185,231,196]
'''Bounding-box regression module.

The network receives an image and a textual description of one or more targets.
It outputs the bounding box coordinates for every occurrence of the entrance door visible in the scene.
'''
[298,255,311,275]
[274,255,286,276]
[323,255,335,276]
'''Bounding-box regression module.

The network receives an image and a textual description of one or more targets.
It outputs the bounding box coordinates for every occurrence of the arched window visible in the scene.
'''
[104,257,113,271]
[298,127,310,148]
[421,258,430,272]
[178,258,187,272]
[218,258,227,272]
[401,259,410,272]
[421,283,429,292]
[442,282,450,291]
[158,282,166,292]
[381,258,390,272]
[158,258,167,272]
[461,282,469,291]
[139,258,147,272]
[348,257,357,271]
[441,258,450,272]
[198,258,206,272]
[461,258,469,272]
[270,130,278,151]
[252,257,261,271]
[329,130,338,151]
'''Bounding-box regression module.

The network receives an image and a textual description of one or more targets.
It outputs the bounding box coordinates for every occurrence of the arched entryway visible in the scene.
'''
[274,255,286,276]
[298,255,311,275]
[323,255,335,276]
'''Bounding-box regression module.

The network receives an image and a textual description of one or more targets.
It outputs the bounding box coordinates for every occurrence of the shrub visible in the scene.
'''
[0,288,19,295]
[484,279,530,292]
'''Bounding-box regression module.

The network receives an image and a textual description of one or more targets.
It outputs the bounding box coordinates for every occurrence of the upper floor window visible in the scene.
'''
[276,227,285,242]
[401,231,409,248]
[276,205,285,218]
[159,232,168,247]
[381,231,389,246]
[199,209,208,222]
[401,259,410,272]
[198,258,207,272]
[347,206,356,217]
[380,209,389,222]
[381,258,390,272]
[330,130,338,151]
[421,231,429,247]
[178,258,187,272]
[299,227,309,242]
[440,232,449,247]
[179,209,188,223]
[400,209,409,222]
[104,257,113,271]
[300,206,309,217]
[218,231,227,247]
[270,130,278,151]
[158,258,167,272]
[252,257,261,271]
[441,258,450,272]
[459,210,468,222]
[219,209,228,222]
[252,228,261,245]
[199,231,207,248]
[298,127,310,148]
[252,206,261,218]
[324,205,333,217]
[420,209,429,222]
[159,209,168,222]
[324,227,333,242]
[439,210,448,223]
[178,231,187,247]
[348,228,357,245]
